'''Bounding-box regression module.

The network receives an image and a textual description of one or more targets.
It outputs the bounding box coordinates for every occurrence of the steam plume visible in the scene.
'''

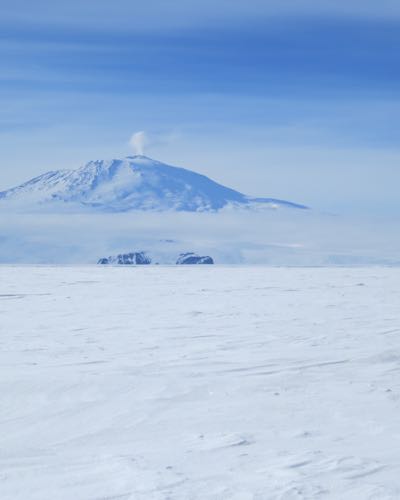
[129,131,148,155]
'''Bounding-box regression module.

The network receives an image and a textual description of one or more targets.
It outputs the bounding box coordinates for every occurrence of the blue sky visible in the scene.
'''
[1,0,400,214]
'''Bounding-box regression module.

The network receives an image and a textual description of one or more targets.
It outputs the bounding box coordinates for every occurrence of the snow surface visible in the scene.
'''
[0,155,307,213]
[2,266,400,499]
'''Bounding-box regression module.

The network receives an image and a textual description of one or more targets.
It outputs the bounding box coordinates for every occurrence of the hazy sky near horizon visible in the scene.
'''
[1,0,400,215]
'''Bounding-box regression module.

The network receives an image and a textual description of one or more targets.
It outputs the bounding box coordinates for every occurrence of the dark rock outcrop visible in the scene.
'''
[176,253,214,265]
[98,252,151,265]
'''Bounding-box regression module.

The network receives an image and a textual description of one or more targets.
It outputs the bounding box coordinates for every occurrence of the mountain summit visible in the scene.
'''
[0,155,308,212]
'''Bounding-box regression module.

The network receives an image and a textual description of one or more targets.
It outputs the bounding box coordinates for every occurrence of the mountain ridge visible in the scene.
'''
[0,155,308,212]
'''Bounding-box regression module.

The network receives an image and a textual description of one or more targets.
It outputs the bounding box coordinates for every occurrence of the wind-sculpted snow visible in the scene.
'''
[0,155,308,212]
[2,266,400,499]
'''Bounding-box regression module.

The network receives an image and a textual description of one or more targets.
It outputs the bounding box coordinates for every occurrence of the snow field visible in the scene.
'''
[1,266,400,499]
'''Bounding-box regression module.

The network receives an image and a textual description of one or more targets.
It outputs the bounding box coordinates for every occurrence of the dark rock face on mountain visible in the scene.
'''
[98,251,213,265]
[176,253,214,265]
[98,252,151,265]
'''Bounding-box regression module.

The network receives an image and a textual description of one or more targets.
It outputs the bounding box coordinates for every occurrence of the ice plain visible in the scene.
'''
[1,265,400,499]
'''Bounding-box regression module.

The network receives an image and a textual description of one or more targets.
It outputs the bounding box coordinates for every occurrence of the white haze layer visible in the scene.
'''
[0,210,399,265]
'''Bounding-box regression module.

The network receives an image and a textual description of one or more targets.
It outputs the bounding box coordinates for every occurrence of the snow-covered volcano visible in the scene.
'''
[0,155,308,212]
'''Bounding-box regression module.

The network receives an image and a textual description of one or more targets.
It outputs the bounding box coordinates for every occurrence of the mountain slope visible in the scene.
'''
[0,155,308,212]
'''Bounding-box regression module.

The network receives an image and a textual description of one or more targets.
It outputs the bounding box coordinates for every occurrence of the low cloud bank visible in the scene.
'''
[1,210,400,265]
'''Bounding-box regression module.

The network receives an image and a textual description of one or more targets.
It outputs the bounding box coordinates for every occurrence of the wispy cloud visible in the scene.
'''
[1,1,400,215]
[3,0,400,32]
